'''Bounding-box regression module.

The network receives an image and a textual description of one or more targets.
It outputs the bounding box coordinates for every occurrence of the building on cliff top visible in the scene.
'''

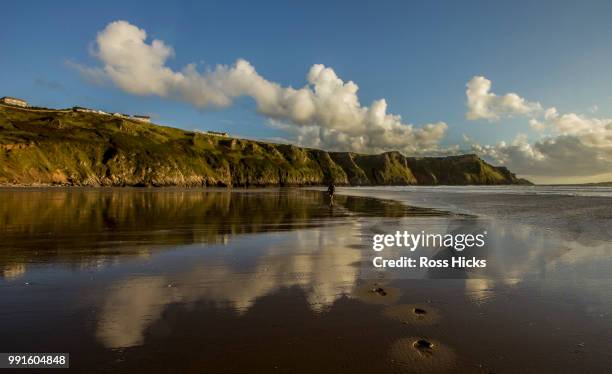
[1,97,28,108]
[207,131,228,137]
[132,115,151,123]
[74,106,111,115]
[73,106,95,113]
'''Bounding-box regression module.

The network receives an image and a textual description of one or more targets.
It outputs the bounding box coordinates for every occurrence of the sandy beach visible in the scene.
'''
[0,187,611,373]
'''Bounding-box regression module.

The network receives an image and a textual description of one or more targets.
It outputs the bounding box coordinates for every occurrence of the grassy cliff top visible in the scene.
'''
[0,105,531,187]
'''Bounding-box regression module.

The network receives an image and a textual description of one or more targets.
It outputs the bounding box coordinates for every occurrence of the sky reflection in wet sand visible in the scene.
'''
[1,188,611,373]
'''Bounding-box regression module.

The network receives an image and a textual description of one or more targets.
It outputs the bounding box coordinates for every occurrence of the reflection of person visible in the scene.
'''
[327,182,336,206]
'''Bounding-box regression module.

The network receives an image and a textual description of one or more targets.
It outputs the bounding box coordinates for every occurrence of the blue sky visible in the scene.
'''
[2,0,612,182]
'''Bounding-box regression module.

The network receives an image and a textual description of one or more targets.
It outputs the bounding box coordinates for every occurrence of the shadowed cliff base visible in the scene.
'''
[0,105,531,187]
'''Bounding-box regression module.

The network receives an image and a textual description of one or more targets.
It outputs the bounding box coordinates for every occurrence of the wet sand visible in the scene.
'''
[1,187,611,373]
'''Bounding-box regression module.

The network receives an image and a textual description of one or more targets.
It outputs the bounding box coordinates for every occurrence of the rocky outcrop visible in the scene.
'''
[0,106,531,186]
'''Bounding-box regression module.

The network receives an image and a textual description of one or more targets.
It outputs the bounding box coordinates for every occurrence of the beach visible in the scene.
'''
[1,187,611,373]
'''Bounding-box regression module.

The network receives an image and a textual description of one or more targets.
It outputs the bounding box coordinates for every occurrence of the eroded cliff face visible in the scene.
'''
[0,106,531,186]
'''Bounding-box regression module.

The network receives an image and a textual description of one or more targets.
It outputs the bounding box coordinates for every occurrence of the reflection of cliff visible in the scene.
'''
[0,189,442,268]
[96,225,363,348]
[2,263,25,279]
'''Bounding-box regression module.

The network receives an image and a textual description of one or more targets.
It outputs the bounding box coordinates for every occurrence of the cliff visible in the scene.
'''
[0,105,531,186]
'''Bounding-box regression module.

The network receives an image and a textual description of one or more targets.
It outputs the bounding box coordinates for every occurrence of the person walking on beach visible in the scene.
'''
[327,182,336,206]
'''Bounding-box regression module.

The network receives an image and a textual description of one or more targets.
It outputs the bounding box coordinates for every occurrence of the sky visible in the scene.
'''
[2,0,612,183]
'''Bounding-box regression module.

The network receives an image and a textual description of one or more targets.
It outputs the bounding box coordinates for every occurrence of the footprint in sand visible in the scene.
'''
[383,303,441,325]
[353,282,401,304]
[388,337,456,373]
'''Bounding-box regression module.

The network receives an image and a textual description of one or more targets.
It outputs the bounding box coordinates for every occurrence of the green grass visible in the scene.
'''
[0,105,531,186]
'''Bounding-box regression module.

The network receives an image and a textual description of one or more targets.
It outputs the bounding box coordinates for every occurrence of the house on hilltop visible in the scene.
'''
[73,106,109,115]
[207,131,229,137]
[132,115,151,123]
[1,96,28,108]
[73,106,95,113]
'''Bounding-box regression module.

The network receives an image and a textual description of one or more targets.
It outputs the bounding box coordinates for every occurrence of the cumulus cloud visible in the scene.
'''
[528,119,547,132]
[74,20,447,154]
[466,84,612,180]
[466,76,542,121]
[463,76,612,181]
[472,131,612,179]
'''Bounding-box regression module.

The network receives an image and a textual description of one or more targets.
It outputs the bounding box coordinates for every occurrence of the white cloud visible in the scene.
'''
[545,112,610,136]
[472,132,612,178]
[466,76,542,121]
[74,20,447,154]
[470,111,612,179]
[529,119,546,132]
[464,76,612,181]
[544,107,558,120]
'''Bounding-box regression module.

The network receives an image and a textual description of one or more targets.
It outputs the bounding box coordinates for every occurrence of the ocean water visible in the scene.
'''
[0,187,611,373]
[346,185,612,198]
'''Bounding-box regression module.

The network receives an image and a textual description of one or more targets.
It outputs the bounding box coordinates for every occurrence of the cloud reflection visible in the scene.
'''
[97,216,612,348]
[96,223,363,348]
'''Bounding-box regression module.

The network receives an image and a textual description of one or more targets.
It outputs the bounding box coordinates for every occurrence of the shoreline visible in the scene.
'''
[0,183,535,188]
[334,186,612,246]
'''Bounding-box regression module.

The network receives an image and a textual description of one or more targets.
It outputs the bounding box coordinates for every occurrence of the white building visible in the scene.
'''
[207,131,229,137]
[132,115,151,123]
[73,106,95,113]
[1,96,28,108]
